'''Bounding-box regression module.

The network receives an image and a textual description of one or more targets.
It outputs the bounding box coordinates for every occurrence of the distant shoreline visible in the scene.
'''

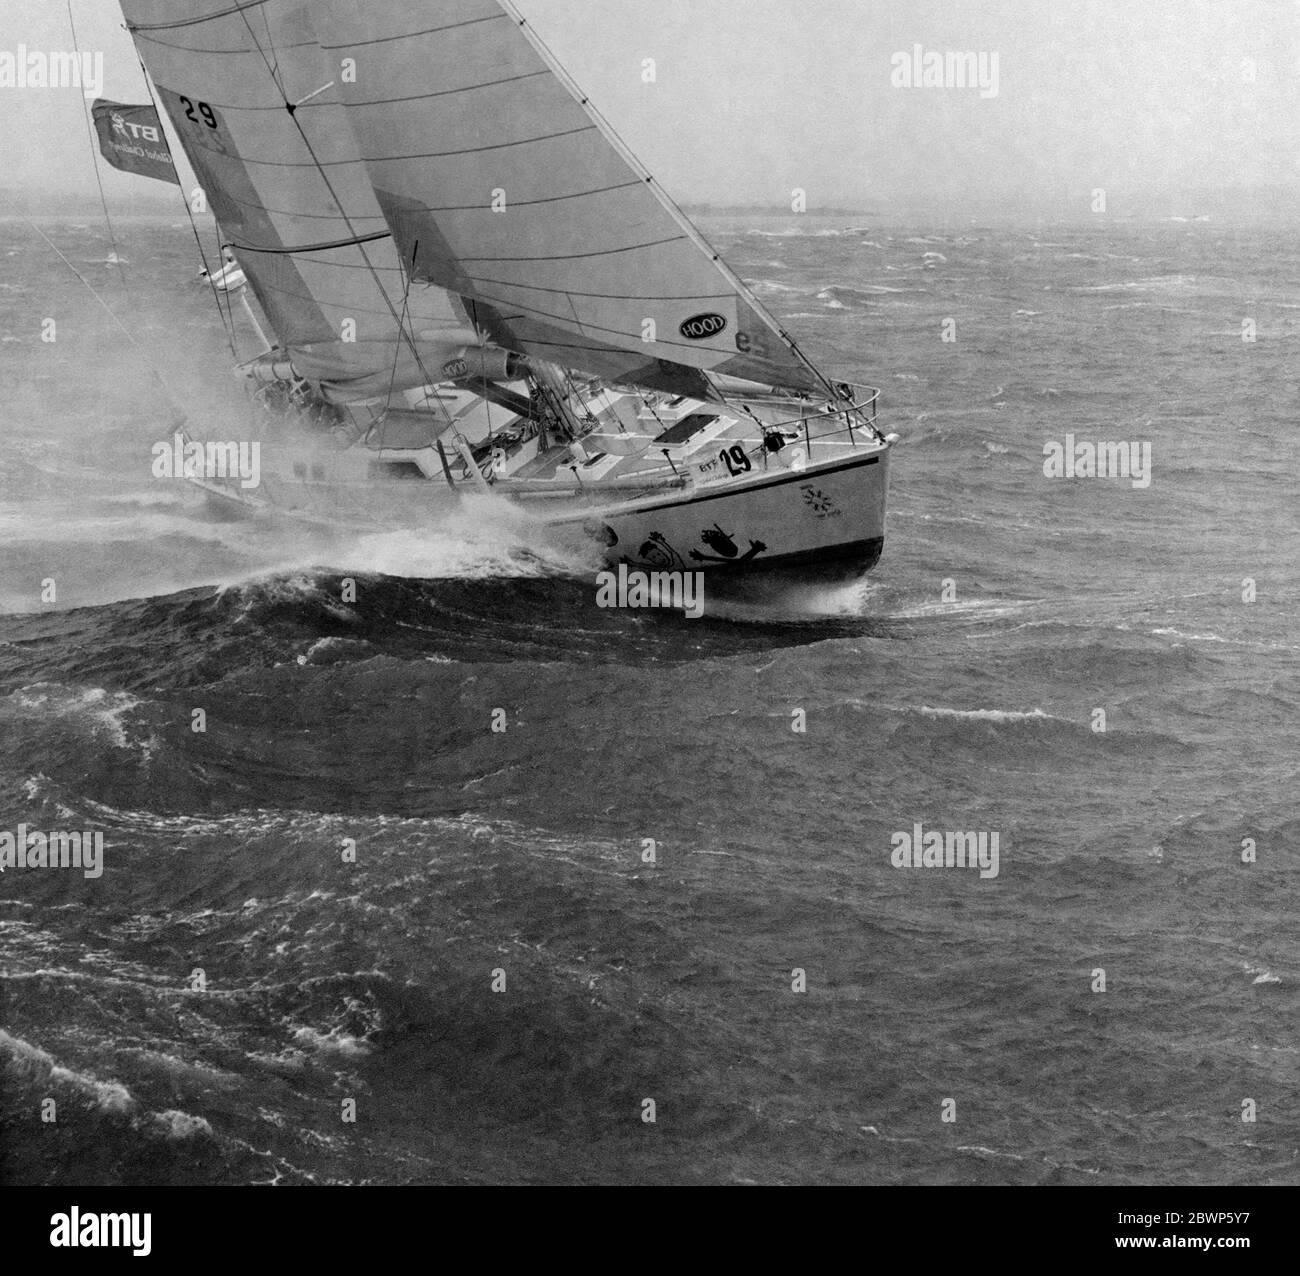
[0,198,877,221]
[0,195,1286,229]
[681,205,873,218]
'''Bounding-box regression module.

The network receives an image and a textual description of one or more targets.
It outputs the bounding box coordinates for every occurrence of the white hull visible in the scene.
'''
[184,378,894,581]
[192,439,892,581]
[544,446,890,579]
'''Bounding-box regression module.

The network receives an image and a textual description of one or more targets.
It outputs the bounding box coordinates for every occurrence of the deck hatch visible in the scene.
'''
[653,412,719,446]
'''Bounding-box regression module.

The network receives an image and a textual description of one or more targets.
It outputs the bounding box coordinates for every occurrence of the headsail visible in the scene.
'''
[119,0,477,403]
[313,0,832,398]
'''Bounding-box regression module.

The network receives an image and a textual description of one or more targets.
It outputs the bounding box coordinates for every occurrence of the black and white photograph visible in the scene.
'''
[0,0,1293,1240]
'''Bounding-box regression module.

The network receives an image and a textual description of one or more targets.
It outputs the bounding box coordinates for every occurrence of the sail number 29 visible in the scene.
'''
[178,97,219,130]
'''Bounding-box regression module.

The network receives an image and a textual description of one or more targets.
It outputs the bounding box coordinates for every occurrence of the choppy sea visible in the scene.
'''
[1,214,1297,1185]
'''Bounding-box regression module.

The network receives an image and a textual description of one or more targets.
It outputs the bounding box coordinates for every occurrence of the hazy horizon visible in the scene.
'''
[1,0,1298,222]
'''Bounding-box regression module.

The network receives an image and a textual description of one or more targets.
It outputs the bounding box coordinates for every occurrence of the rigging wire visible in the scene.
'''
[206,222,240,352]
[381,238,421,436]
[25,216,188,431]
[66,1,126,288]
[128,51,241,362]
[468,298,496,445]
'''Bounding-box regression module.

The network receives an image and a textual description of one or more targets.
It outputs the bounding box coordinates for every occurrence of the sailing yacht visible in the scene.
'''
[120,0,897,580]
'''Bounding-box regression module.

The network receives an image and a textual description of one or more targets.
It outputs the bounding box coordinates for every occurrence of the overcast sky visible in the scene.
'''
[2,0,1298,218]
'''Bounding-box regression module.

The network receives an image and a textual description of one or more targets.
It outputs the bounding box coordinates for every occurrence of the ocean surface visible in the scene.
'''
[1,214,1297,1185]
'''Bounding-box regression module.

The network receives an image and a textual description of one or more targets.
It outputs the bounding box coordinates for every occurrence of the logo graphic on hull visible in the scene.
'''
[625,531,687,571]
[689,523,767,565]
[800,485,841,518]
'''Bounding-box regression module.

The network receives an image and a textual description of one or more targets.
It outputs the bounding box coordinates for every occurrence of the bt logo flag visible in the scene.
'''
[90,99,179,186]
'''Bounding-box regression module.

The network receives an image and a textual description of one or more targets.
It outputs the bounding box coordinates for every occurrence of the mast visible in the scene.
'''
[528,361,584,442]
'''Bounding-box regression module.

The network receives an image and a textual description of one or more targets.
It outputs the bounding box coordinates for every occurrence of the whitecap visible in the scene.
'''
[912,705,1052,723]
[291,1026,373,1058]
[152,1109,214,1139]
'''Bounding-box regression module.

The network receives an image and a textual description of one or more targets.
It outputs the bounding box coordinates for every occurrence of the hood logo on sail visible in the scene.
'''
[679,313,727,341]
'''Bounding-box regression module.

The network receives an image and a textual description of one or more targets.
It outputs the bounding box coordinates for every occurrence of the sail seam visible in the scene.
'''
[168,131,369,168]
[458,235,686,264]
[401,180,643,212]
[316,13,508,52]
[241,286,439,321]
[167,93,326,112]
[168,69,553,114]
[467,278,734,301]
[496,332,708,365]
[176,124,598,169]
[132,33,314,55]
[211,188,390,221]
[127,1,271,33]
[362,124,597,162]
[345,69,551,107]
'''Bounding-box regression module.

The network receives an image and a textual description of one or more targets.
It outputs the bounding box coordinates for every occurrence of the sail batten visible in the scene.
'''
[228,231,392,255]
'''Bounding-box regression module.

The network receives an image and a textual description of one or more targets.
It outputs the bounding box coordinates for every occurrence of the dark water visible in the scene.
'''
[1,215,1297,1185]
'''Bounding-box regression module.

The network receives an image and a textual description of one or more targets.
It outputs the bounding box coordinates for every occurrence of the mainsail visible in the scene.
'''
[313,0,832,399]
[120,0,476,403]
